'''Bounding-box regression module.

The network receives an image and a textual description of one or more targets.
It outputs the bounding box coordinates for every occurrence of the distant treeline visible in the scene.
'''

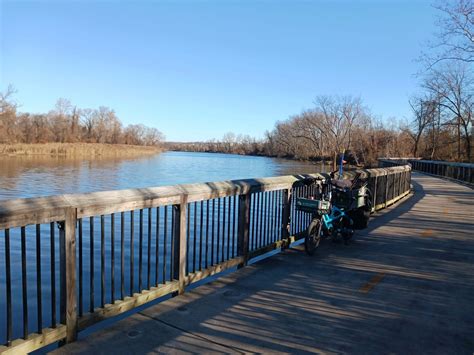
[167,96,413,167]
[169,84,472,167]
[0,90,164,147]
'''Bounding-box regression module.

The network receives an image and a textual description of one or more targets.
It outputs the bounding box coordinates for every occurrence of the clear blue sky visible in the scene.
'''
[1,0,437,141]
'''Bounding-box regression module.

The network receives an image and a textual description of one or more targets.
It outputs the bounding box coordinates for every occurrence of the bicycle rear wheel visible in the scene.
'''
[305,218,322,255]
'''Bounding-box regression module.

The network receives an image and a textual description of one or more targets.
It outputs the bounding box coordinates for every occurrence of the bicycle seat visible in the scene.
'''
[331,179,352,189]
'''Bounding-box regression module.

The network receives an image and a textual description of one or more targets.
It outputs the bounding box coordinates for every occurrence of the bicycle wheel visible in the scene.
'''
[305,218,322,256]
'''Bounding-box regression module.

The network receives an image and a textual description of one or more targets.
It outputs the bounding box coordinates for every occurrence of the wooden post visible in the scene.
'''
[172,196,187,295]
[280,189,291,247]
[237,193,251,268]
[59,207,78,344]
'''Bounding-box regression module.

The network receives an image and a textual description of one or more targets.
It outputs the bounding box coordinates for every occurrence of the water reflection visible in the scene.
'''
[0,152,322,200]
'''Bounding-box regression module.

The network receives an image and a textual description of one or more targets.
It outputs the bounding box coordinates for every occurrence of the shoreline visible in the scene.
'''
[166,148,331,163]
[165,148,350,169]
[0,143,161,158]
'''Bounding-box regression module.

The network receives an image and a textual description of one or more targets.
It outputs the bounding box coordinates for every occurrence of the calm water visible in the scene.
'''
[0,151,322,200]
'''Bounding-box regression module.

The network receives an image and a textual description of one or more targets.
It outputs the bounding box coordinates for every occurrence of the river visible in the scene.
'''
[0,151,324,200]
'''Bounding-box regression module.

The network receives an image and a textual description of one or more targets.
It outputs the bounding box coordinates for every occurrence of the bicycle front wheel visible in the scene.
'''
[305,218,322,256]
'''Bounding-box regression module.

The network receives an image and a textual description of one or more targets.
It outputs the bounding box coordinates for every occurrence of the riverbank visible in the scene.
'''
[0,143,161,157]
[166,148,361,169]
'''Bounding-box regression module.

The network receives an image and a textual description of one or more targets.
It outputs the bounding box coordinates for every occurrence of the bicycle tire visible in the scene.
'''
[305,218,322,256]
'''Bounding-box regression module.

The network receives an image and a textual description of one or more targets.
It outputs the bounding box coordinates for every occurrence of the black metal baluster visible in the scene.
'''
[101,215,105,308]
[259,192,264,248]
[276,191,281,240]
[199,201,204,270]
[78,219,83,317]
[267,192,272,243]
[232,195,237,257]
[36,224,42,332]
[304,187,308,229]
[255,193,260,248]
[300,187,303,232]
[263,192,268,246]
[217,198,221,264]
[221,197,226,262]
[193,201,197,273]
[205,200,210,268]
[170,205,174,280]
[296,187,300,233]
[121,212,125,300]
[186,204,190,275]
[302,187,306,229]
[139,209,143,292]
[21,226,28,339]
[50,223,56,327]
[89,217,94,312]
[155,207,160,285]
[300,187,304,233]
[163,206,168,282]
[111,213,115,304]
[5,229,12,345]
[269,191,274,242]
[147,208,152,289]
[211,200,215,266]
[272,191,277,242]
[227,196,231,260]
[130,211,134,296]
[295,188,300,233]
[266,192,271,244]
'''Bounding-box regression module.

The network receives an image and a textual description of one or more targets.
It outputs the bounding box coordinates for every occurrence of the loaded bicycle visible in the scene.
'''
[296,172,372,255]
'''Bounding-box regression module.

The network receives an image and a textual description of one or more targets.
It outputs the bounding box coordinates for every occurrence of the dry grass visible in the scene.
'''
[0,143,161,157]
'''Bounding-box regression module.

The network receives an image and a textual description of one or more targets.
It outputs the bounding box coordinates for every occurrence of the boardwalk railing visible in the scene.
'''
[379,158,473,185]
[0,165,411,354]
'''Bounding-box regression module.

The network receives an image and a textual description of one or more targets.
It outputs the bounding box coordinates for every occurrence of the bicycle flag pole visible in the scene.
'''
[338,149,346,179]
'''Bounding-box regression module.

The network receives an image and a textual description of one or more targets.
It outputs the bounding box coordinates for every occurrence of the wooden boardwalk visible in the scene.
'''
[52,173,474,354]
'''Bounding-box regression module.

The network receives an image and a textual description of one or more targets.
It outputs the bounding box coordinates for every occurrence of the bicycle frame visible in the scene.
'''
[319,205,351,233]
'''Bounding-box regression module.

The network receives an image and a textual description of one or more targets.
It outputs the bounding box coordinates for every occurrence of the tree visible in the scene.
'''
[407,96,437,157]
[422,64,473,161]
[0,85,18,144]
[422,0,474,68]
[0,90,164,147]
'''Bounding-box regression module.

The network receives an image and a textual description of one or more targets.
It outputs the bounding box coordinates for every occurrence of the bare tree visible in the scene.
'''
[422,64,473,161]
[422,0,474,68]
[0,91,164,147]
[407,96,437,157]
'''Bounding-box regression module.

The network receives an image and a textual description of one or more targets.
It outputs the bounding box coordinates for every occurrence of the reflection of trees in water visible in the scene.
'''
[0,155,153,197]
[272,158,327,176]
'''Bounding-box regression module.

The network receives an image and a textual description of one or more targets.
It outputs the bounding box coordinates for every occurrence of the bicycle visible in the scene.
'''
[296,174,372,255]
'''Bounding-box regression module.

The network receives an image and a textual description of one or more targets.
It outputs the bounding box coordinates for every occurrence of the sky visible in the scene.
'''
[1,0,438,141]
